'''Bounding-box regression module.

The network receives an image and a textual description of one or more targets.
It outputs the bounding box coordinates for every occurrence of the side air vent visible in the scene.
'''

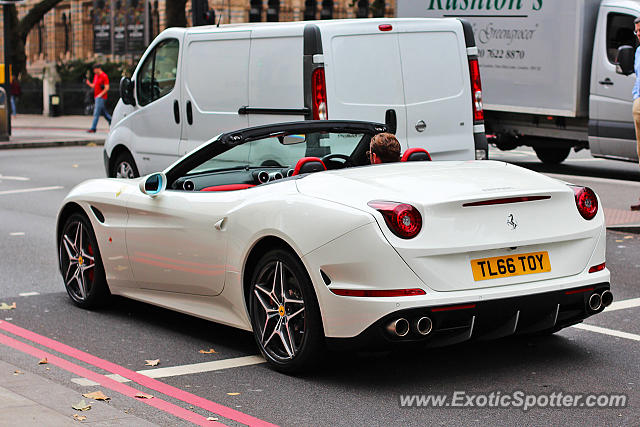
[183,180,195,191]
[320,270,331,286]
[90,206,105,223]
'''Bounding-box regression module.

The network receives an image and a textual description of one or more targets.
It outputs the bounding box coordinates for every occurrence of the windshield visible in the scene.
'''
[187,131,366,175]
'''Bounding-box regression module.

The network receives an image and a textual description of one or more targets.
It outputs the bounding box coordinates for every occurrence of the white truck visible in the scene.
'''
[398,0,640,164]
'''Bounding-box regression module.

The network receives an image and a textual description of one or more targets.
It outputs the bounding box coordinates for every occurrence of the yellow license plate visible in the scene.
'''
[470,251,551,281]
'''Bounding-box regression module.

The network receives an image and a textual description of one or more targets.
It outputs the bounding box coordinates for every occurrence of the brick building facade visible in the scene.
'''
[1,0,395,77]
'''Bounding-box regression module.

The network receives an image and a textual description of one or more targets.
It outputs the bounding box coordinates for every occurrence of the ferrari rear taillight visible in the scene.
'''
[468,58,484,123]
[572,186,598,220]
[368,200,422,239]
[311,67,328,120]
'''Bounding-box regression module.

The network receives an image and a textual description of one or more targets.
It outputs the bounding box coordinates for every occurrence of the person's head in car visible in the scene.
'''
[368,133,401,164]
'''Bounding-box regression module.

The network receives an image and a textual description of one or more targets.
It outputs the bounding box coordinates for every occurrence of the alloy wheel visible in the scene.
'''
[116,161,135,178]
[251,260,306,362]
[60,219,96,302]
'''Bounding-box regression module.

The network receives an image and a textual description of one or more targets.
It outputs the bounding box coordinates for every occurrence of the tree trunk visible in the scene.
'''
[4,0,65,77]
[165,0,187,28]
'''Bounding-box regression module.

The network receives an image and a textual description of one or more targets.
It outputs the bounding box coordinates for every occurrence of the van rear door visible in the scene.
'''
[396,20,473,160]
[324,24,409,150]
[179,30,251,155]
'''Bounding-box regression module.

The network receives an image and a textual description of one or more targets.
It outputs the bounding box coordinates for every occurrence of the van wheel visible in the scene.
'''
[533,146,570,164]
[112,152,139,178]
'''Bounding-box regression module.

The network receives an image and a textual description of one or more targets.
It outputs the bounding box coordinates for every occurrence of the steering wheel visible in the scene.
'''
[322,154,352,168]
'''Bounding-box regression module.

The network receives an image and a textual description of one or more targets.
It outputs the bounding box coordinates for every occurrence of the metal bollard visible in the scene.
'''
[0,87,8,141]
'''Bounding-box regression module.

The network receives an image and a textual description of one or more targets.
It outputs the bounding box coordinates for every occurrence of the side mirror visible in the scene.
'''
[616,45,635,76]
[119,77,136,106]
[139,172,166,197]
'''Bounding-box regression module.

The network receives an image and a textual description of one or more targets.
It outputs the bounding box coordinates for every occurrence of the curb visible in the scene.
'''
[606,225,640,234]
[0,139,105,149]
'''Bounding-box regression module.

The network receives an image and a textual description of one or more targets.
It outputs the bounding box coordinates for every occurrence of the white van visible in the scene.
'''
[104,18,488,178]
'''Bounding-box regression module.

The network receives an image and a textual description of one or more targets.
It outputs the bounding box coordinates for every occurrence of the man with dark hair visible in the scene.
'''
[86,65,111,133]
[368,132,401,164]
[632,17,640,210]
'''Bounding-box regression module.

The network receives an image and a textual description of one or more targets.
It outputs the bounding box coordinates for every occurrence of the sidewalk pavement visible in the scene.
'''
[0,114,108,149]
[0,359,156,427]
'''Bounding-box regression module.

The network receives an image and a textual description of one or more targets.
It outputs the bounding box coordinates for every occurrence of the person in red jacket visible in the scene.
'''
[85,65,111,133]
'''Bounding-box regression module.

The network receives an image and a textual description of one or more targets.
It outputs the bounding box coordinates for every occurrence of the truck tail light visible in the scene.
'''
[468,58,484,123]
[368,201,422,239]
[311,67,328,120]
[571,186,598,220]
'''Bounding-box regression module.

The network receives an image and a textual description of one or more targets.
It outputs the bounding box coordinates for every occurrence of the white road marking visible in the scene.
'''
[69,297,640,387]
[18,292,40,297]
[0,186,64,196]
[605,297,640,312]
[9,232,25,236]
[71,355,265,386]
[0,175,30,181]
[572,324,640,342]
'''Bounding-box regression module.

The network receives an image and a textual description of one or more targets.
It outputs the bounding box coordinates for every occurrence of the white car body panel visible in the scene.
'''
[59,158,609,338]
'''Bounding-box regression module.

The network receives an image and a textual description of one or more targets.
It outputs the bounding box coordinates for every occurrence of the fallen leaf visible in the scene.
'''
[83,391,110,401]
[134,392,154,399]
[144,359,160,367]
[0,302,16,310]
[227,392,240,396]
[86,142,97,147]
[72,414,87,421]
[207,417,219,421]
[13,370,23,375]
[199,348,216,354]
[38,358,48,365]
[72,399,92,411]
[72,164,79,168]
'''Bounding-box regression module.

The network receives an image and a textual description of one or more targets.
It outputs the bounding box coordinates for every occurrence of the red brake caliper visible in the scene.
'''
[87,243,94,282]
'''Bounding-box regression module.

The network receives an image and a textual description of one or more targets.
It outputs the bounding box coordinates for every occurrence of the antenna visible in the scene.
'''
[217,10,222,27]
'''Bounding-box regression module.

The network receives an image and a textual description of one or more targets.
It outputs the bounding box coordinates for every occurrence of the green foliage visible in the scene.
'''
[56,59,136,84]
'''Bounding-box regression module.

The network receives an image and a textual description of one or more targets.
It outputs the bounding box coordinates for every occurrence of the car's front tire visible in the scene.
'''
[249,249,324,374]
[59,213,110,308]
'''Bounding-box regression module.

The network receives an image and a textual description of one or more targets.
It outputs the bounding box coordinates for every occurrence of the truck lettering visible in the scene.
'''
[427,0,543,11]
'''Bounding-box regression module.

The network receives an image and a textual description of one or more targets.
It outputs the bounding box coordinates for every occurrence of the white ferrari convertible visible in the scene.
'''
[57,121,612,372]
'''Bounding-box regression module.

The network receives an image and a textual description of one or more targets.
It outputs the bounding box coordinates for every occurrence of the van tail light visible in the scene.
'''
[468,58,484,123]
[571,186,598,220]
[311,67,328,120]
[368,201,422,239]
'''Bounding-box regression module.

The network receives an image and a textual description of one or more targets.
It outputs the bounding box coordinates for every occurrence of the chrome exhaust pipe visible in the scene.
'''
[588,293,602,311]
[415,316,433,336]
[601,290,613,308]
[386,318,410,337]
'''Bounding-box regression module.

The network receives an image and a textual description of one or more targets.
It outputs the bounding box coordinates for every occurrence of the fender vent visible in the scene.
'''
[90,206,105,223]
[320,270,331,286]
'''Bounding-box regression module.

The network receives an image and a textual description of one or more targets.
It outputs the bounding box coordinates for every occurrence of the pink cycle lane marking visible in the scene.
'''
[0,320,277,427]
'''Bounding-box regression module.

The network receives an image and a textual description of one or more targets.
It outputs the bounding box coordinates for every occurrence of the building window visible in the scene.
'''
[62,13,70,53]
[321,0,332,19]
[249,0,262,22]
[356,0,369,18]
[266,0,279,22]
[304,0,316,20]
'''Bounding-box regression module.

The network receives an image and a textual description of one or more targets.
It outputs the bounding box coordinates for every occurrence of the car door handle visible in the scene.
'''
[598,78,614,86]
[173,100,180,124]
[186,101,193,125]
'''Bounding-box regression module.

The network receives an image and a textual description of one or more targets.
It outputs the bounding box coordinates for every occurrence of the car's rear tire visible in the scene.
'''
[248,249,324,374]
[59,213,110,308]
[533,146,570,164]
[112,151,139,178]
